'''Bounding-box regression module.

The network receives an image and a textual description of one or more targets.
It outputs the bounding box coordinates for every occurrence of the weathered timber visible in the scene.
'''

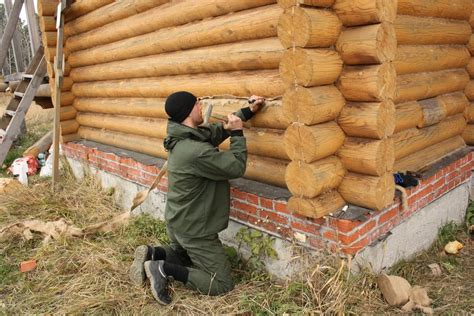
[288,191,346,219]
[61,119,79,135]
[465,80,474,101]
[38,0,57,16]
[337,137,394,176]
[462,124,474,145]
[61,133,79,143]
[245,155,288,188]
[394,114,466,159]
[438,92,469,116]
[284,122,345,163]
[68,5,282,67]
[394,45,470,75]
[395,136,466,171]
[464,102,474,122]
[417,98,447,128]
[338,172,395,210]
[65,0,114,22]
[468,35,474,55]
[467,58,474,78]
[395,69,469,103]
[279,48,343,87]
[395,15,471,45]
[338,100,395,139]
[333,0,397,26]
[286,156,346,198]
[60,106,77,121]
[395,101,423,132]
[277,0,335,8]
[39,16,56,33]
[23,130,53,157]
[277,7,341,48]
[397,0,472,20]
[64,0,170,37]
[72,70,284,98]
[336,23,396,65]
[71,38,284,82]
[337,63,396,102]
[282,85,345,125]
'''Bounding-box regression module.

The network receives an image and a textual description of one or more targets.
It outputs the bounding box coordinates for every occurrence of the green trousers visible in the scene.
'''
[163,226,234,296]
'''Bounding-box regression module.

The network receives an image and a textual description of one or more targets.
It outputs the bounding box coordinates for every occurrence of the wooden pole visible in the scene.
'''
[1,0,25,71]
[25,0,41,55]
[397,0,472,21]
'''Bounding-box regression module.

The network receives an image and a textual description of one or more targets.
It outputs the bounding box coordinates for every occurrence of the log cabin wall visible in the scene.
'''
[393,0,471,171]
[463,3,474,143]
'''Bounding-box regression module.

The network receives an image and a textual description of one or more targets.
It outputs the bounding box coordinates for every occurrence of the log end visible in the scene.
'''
[288,190,346,219]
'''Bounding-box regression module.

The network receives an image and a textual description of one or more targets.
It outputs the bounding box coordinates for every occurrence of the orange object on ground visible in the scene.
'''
[19,259,37,273]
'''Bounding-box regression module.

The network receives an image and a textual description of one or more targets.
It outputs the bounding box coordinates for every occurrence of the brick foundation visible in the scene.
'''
[62,142,473,256]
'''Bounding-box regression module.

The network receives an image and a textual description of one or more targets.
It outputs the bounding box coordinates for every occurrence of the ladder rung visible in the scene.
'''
[4,110,16,117]
[14,91,24,98]
[22,73,34,79]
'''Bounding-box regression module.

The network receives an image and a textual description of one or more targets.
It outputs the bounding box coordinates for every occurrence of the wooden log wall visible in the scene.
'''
[38,0,473,218]
[463,4,474,144]
[277,1,347,218]
[392,0,471,170]
[333,0,397,211]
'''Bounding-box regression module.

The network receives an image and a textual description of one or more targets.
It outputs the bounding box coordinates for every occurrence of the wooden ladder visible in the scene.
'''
[0,46,47,165]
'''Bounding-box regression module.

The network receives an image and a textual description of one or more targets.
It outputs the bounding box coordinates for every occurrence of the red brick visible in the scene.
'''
[19,259,37,273]
[231,190,247,201]
[323,229,358,245]
[260,197,273,210]
[234,211,259,224]
[379,207,398,225]
[274,201,290,214]
[333,219,362,234]
[342,237,370,255]
[418,193,434,209]
[260,209,288,225]
[246,193,259,205]
[358,220,376,236]
[291,220,320,235]
[261,221,278,234]
[308,236,324,249]
[232,200,258,214]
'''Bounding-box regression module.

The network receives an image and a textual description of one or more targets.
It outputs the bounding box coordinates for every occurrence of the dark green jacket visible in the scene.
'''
[163,112,248,237]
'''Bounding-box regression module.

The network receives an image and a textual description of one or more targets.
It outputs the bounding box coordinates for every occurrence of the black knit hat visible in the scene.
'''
[165,91,197,123]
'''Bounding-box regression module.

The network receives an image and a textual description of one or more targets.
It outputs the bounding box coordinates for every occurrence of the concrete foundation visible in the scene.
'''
[66,156,471,277]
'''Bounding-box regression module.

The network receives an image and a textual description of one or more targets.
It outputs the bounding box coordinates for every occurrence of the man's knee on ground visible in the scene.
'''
[208,275,234,296]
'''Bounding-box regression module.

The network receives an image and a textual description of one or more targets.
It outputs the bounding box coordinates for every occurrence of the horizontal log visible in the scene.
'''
[38,0,57,16]
[438,92,469,116]
[394,114,466,159]
[471,11,474,29]
[60,106,77,121]
[467,58,474,78]
[76,112,289,160]
[283,85,345,125]
[394,45,470,75]
[393,128,421,142]
[43,32,56,46]
[395,136,466,172]
[288,190,346,219]
[337,137,394,176]
[47,62,71,78]
[464,102,474,123]
[65,0,114,22]
[61,133,79,143]
[397,0,472,20]
[284,122,345,163]
[468,35,474,55]
[70,38,283,82]
[465,80,474,101]
[277,0,335,8]
[462,124,474,145]
[395,101,423,133]
[418,97,447,128]
[77,126,288,187]
[286,156,345,198]
[336,23,396,65]
[278,7,341,48]
[72,70,285,98]
[61,119,79,135]
[338,172,394,210]
[395,15,471,45]
[338,100,395,139]
[220,129,288,160]
[55,92,74,107]
[333,0,397,26]
[66,0,276,52]
[23,130,53,157]
[395,69,469,103]
[68,5,282,67]
[199,98,290,130]
[39,16,56,33]
[337,63,396,102]
[64,0,170,37]
[279,48,343,87]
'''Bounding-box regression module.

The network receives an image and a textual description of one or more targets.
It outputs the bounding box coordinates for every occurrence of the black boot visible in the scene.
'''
[144,260,172,305]
[129,245,167,286]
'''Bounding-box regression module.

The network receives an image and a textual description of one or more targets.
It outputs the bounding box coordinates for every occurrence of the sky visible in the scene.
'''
[0,0,38,23]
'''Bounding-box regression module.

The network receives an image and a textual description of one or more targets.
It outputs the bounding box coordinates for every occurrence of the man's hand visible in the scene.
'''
[223,114,243,131]
[249,95,265,113]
